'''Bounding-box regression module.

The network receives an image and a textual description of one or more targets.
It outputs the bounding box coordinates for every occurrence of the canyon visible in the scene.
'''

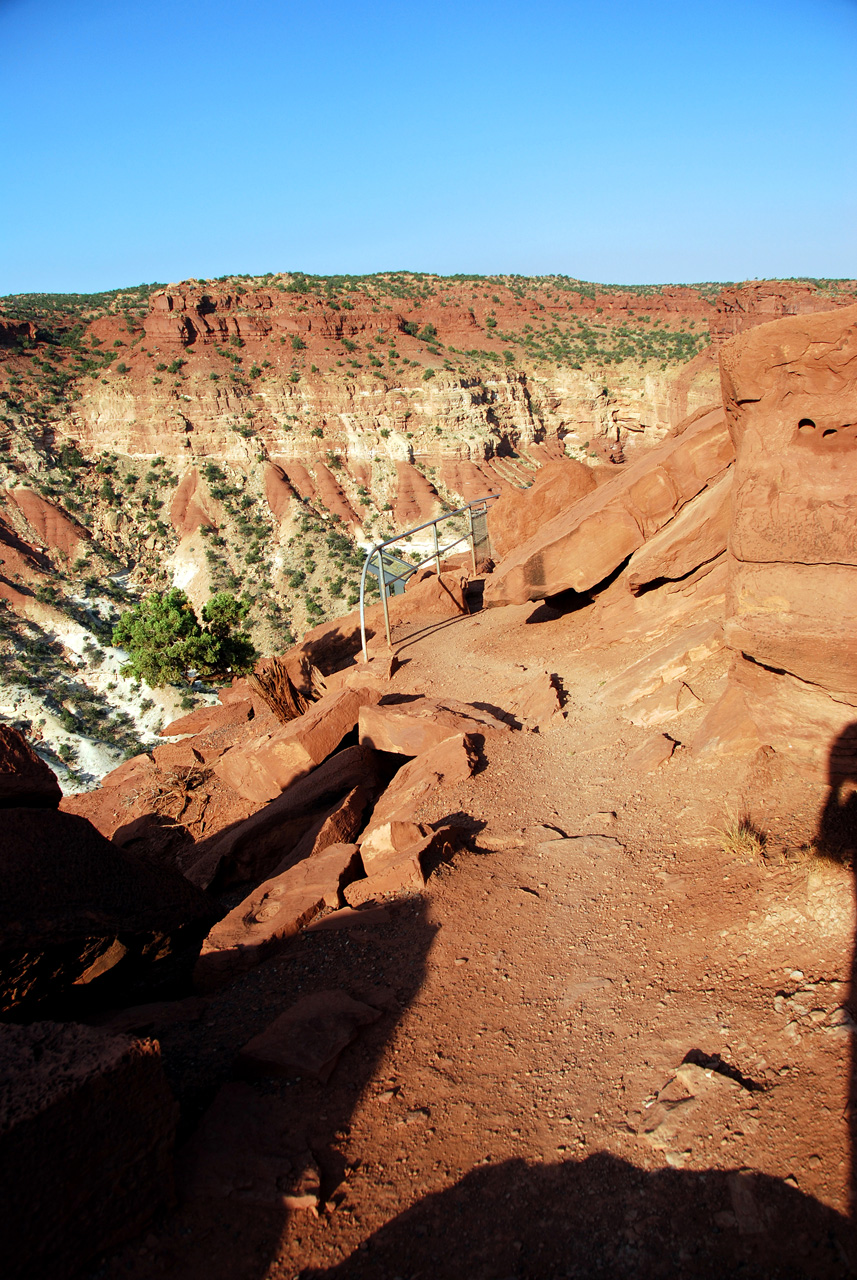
[1,282,856,1279]
[1,271,855,786]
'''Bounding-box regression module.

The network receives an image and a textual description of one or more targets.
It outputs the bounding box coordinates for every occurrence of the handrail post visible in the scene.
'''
[358,545,373,661]
[378,548,392,648]
[357,494,499,661]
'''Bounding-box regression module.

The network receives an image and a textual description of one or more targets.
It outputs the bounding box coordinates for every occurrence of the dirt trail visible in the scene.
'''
[94,594,856,1280]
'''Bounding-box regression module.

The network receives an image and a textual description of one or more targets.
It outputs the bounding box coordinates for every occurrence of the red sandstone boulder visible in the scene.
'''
[361,733,478,843]
[160,698,253,738]
[0,726,62,809]
[324,652,400,694]
[348,825,462,904]
[600,620,724,710]
[484,407,733,606]
[276,784,374,875]
[0,809,216,1018]
[358,697,508,758]
[0,1021,177,1280]
[236,989,382,1082]
[213,686,381,804]
[496,670,564,730]
[706,303,857,769]
[195,842,362,990]
[626,734,677,772]
[186,744,382,889]
[720,303,857,694]
[344,853,426,904]
[488,459,597,560]
[627,678,701,727]
[359,819,426,871]
[625,468,732,595]
[692,678,762,759]
[395,570,469,619]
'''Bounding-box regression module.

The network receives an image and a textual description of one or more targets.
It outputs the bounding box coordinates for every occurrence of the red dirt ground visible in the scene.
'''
[88,585,856,1280]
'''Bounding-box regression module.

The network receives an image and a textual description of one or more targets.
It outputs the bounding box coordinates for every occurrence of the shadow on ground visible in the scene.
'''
[305,1152,853,1279]
[90,726,857,1280]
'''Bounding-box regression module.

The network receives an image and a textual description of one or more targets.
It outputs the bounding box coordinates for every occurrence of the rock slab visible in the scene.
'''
[195,842,362,990]
[0,726,62,809]
[0,809,215,1018]
[213,686,381,804]
[0,1021,177,1280]
[484,407,733,606]
[236,988,382,1082]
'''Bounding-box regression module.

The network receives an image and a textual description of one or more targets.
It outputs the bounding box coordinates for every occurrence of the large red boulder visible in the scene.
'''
[625,467,732,595]
[195,842,362,990]
[360,732,478,842]
[358,697,509,758]
[697,303,857,774]
[0,809,216,1018]
[186,743,382,889]
[213,686,381,804]
[0,1021,177,1280]
[488,459,597,560]
[484,407,733,606]
[0,726,62,809]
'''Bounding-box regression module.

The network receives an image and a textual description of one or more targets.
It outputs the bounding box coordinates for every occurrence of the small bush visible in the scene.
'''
[719,812,766,861]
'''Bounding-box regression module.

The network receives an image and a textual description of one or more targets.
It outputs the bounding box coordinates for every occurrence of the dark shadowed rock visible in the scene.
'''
[235,988,382,1082]
[0,809,216,1018]
[0,726,62,809]
[0,1020,177,1280]
[195,842,363,990]
[186,744,382,890]
[178,1081,321,1210]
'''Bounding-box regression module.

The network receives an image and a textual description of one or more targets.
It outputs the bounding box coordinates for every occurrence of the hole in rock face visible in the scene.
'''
[797,418,816,433]
[822,428,838,437]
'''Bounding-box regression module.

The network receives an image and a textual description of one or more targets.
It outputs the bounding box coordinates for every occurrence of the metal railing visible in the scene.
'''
[358,494,498,658]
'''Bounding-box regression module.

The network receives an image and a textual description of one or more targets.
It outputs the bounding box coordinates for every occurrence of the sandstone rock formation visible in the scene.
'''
[358,697,509,758]
[0,725,62,808]
[695,303,857,777]
[195,841,362,990]
[488,458,597,560]
[213,686,381,804]
[625,467,732,595]
[236,989,382,1082]
[360,733,478,842]
[0,1021,177,1280]
[0,808,216,1017]
[484,407,733,606]
[186,743,382,889]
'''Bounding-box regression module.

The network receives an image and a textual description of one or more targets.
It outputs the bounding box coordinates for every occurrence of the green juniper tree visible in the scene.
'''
[112,588,255,687]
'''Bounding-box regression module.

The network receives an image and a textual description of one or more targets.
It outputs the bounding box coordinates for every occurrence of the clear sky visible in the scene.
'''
[0,0,854,293]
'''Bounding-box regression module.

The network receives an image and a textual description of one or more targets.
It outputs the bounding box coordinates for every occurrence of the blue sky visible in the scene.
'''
[0,0,854,292]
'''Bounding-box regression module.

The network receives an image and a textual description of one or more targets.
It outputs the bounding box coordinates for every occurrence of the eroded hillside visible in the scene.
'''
[0,272,855,785]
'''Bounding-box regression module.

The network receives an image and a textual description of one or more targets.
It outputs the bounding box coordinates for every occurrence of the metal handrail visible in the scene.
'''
[358,493,498,659]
